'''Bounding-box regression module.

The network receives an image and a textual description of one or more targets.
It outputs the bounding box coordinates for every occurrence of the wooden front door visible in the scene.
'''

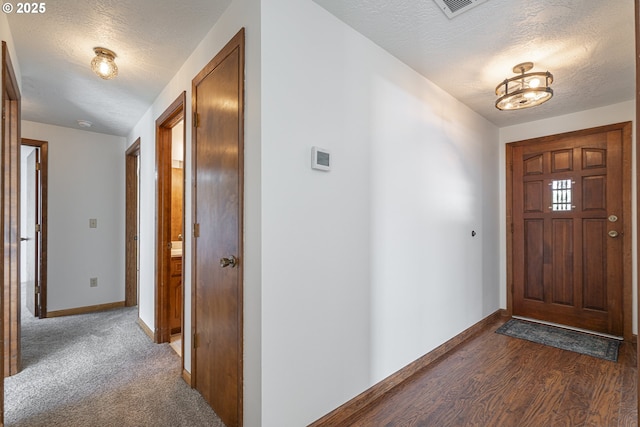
[192,29,244,427]
[509,123,631,337]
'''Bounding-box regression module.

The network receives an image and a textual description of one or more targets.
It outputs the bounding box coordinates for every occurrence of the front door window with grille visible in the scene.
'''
[551,179,572,211]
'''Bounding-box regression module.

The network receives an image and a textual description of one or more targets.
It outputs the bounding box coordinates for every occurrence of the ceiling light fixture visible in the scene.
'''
[495,62,553,111]
[77,120,93,128]
[91,47,118,80]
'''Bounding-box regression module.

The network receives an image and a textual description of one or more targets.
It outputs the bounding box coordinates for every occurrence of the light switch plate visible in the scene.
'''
[89,218,97,228]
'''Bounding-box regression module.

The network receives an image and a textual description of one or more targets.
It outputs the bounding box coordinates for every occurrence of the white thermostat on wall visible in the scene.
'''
[311,146,331,171]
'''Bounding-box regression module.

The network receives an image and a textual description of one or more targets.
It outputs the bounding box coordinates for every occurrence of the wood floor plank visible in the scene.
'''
[516,350,580,427]
[336,318,638,427]
[584,355,623,426]
[550,352,602,426]
[618,342,638,426]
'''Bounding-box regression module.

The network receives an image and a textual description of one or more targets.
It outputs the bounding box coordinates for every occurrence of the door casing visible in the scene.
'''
[2,42,21,426]
[634,0,639,413]
[2,41,21,385]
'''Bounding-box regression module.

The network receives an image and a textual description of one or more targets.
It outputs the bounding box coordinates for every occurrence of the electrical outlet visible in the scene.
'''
[89,218,97,228]
[90,277,98,287]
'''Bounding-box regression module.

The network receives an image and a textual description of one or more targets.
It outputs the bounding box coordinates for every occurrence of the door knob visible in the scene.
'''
[220,255,238,268]
[608,230,619,238]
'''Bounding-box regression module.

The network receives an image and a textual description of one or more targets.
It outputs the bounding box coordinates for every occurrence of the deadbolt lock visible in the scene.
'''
[608,215,618,223]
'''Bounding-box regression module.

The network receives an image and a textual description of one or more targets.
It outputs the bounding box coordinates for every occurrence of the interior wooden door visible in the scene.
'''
[192,28,244,427]
[510,123,631,336]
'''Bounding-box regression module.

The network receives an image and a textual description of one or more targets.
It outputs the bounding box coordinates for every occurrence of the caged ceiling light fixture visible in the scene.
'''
[91,47,118,80]
[495,62,553,111]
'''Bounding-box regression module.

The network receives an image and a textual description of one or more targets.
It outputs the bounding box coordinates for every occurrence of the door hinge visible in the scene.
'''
[193,112,199,128]
[193,333,198,349]
[510,223,514,233]
[35,162,41,171]
[194,223,200,238]
[35,286,40,293]
[35,224,41,232]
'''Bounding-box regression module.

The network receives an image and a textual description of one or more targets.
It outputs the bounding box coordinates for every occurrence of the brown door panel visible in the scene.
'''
[192,28,245,427]
[511,125,630,336]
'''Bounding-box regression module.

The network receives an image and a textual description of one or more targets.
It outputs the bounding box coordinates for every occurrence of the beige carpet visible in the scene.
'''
[5,297,225,427]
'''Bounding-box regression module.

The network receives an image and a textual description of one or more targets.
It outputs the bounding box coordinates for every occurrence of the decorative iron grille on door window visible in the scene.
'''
[551,179,572,211]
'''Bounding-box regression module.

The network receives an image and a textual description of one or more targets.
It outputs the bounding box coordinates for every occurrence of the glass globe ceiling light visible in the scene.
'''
[91,47,118,80]
[495,62,553,110]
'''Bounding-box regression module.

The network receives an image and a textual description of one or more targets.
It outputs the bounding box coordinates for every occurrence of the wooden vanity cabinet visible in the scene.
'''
[169,257,182,334]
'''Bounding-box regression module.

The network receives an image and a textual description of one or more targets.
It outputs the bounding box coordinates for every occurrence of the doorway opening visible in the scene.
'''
[169,119,184,356]
[20,139,48,319]
[154,93,186,366]
[125,138,140,308]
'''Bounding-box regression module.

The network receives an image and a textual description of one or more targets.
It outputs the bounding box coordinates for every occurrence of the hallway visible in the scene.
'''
[4,295,223,427]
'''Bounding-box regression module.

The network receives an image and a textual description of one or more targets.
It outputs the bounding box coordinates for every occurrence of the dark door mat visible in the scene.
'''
[496,319,620,362]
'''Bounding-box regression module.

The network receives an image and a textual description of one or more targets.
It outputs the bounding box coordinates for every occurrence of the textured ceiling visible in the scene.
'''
[313,0,635,128]
[5,1,635,134]
[6,0,231,136]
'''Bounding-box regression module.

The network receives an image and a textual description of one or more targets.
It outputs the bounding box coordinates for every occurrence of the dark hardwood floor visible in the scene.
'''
[344,318,637,426]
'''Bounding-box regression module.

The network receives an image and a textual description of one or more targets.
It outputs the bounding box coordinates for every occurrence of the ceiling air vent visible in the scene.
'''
[433,0,488,19]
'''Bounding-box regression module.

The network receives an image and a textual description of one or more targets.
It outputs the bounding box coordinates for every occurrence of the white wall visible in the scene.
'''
[171,121,184,165]
[21,121,126,311]
[126,0,262,424]
[261,1,500,425]
[499,100,637,332]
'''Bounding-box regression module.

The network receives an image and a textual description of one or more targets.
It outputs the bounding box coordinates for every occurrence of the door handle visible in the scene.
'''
[20,237,29,241]
[220,255,238,268]
[608,230,619,238]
